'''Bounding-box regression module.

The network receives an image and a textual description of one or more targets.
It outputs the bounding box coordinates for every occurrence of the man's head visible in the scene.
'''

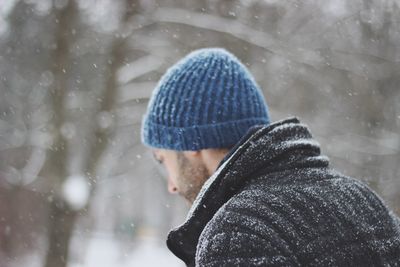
[141,48,270,203]
[152,148,229,203]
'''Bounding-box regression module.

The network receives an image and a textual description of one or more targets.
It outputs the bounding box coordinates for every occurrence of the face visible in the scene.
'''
[153,149,210,204]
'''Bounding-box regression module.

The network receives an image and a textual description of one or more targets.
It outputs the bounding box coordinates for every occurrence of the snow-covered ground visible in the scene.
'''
[71,236,183,267]
[6,236,183,267]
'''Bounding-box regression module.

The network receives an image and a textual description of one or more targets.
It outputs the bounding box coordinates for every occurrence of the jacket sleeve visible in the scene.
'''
[195,203,300,267]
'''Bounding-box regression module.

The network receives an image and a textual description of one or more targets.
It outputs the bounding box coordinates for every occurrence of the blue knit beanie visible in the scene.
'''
[141,48,270,151]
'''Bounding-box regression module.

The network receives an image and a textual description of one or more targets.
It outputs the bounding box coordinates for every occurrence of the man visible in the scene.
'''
[141,48,400,266]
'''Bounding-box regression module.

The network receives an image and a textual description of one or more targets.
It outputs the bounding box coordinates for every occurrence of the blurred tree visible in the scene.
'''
[38,1,81,266]
[41,1,145,266]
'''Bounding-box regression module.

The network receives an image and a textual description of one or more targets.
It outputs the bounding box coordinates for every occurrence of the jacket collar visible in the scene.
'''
[166,117,329,266]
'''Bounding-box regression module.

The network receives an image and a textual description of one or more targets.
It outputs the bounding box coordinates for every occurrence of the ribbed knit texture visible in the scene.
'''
[141,48,270,151]
[167,118,400,266]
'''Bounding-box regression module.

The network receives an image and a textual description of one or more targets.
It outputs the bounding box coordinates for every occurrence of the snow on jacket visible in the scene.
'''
[166,117,400,267]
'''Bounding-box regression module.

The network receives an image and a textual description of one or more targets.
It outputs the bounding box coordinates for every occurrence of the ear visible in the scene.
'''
[183,150,201,160]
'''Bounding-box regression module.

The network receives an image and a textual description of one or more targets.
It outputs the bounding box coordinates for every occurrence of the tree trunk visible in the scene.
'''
[44,201,78,267]
[42,1,77,267]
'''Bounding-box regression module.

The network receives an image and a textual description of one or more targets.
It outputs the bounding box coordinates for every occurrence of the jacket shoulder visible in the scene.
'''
[195,189,300,266]
[196,169,400,266]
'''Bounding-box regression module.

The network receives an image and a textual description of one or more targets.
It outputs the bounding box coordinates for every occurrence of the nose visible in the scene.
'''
[167,178,178,194]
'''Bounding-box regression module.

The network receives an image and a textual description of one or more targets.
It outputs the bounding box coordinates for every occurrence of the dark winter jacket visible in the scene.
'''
[166,117,400,267]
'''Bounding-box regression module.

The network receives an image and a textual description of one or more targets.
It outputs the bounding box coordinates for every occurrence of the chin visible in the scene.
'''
[180,193,195,205]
